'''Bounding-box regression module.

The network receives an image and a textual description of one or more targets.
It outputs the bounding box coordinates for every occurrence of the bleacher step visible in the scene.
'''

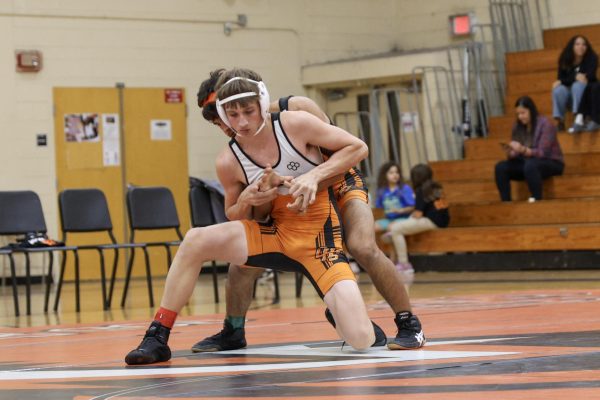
[450,198,600,227]
[464,131,600,160]
[443,174,600,204]
[487,116,514,137]
[543,24,600,49]
[407,223,600,253]
[431,152,600,181]
[506,70,556,96]
[506,48,559,74]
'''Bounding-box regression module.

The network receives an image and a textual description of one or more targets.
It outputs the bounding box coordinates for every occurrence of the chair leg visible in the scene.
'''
[143,247,154,308]
[97,249,108,310]
[25,253,31,315]
[165,245,173,268]
[273,270,280,303]
[8,254,19,317]
[211,261,219,303]
[107,248,119,308]
[120,248,136,307]
[53,251,68,312]
[43,251,54,312]
[74,250,81,313]
[252,278,257,299]
[295,272,304,298]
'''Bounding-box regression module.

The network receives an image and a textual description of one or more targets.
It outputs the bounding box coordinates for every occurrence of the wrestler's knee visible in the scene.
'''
[179,227,208,258]
[344,321,374,350]
[346,236,380,271]
[325,280,374,350]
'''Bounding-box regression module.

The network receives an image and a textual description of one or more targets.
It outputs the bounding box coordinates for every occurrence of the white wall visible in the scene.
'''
[549,0,600,28]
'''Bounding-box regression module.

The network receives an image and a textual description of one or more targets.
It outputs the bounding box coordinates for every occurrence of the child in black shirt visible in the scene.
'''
[388,164,449,273]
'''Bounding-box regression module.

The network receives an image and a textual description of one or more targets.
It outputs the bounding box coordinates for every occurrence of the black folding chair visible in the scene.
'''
[121,186,183,308]
[0,249,19,316]
[0,190,78,315]
[57,188,148,311]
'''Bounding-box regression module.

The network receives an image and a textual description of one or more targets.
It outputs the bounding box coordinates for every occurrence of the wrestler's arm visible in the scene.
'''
[281,111,368,209]
[215,148,277,221]
[278,96,330,123]
[270,96,342,192]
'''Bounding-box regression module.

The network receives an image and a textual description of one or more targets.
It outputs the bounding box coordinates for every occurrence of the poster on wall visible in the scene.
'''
[64,113,100,142]
[102,114,120,166]
[401,112,419,134]
[150,119,172,141]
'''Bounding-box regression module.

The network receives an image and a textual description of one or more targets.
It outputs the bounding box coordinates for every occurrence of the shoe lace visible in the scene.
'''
[136,331,161,350]
[205,322,236,341]
[397,317,420,336]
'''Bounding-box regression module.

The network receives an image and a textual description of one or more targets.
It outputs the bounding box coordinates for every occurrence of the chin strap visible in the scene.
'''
[234,118,267,138]
[253,119,267,136]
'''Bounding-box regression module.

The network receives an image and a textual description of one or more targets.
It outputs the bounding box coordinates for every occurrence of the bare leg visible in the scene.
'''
[125,221,250,365]
[225,264,265,316]
[342,199,412,313]
[160,222,248,312]
[324,279,374,350]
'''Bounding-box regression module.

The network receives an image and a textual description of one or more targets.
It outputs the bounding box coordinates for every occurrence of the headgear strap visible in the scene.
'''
[201,92,217,107]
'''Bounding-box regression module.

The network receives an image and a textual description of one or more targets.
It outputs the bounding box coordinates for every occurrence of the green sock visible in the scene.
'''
[226,315,245,329]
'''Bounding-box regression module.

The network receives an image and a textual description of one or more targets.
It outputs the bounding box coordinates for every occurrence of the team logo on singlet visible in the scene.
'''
[287,161,300,171]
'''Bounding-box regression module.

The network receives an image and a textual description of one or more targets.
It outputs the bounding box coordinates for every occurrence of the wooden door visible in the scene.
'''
[122,88,190,277]
[54,88,124,281]
[54,87,189,281]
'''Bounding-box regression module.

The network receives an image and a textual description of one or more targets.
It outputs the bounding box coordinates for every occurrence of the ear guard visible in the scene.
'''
[216,77,270,129]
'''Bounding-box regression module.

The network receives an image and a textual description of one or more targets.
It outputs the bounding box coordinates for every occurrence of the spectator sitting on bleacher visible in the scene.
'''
[495,96,564,202]
[388,164,449,274]
[552,35,597,132]
[374,161,415,233]
[571,80,600,133]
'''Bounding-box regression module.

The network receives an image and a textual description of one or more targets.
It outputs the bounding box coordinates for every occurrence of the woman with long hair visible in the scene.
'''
[495,96,564,202]
[552,35,598,131]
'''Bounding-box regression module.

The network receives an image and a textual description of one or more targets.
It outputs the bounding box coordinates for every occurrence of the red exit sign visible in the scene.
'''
[164,88,183,103]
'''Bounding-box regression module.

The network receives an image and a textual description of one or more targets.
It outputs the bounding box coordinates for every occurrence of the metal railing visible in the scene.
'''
[333,111,374,178]
[489,0,552,52]
[363,42,500,174]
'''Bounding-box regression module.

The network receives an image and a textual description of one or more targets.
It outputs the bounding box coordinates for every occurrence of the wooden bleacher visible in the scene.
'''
[400,24,600,264]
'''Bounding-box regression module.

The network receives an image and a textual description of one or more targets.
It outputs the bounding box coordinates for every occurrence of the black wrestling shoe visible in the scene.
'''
[324,307,336,328]
[125,321,171,365]
[325,308,387,347]
[388,311,426,350]
[191,320,246,352]
[371,320,388,347]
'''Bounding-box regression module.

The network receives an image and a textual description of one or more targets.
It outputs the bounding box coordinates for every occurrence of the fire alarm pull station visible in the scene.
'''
[16,50,42,72]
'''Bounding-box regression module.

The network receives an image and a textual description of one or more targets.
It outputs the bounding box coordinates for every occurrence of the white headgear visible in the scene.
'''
[216,77,270,134]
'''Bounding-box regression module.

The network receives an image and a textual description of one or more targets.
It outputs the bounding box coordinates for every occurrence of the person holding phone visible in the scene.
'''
[495,96,564,202]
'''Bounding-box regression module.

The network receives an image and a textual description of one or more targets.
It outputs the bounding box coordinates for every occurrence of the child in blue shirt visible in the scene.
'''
[374,161,415,231]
